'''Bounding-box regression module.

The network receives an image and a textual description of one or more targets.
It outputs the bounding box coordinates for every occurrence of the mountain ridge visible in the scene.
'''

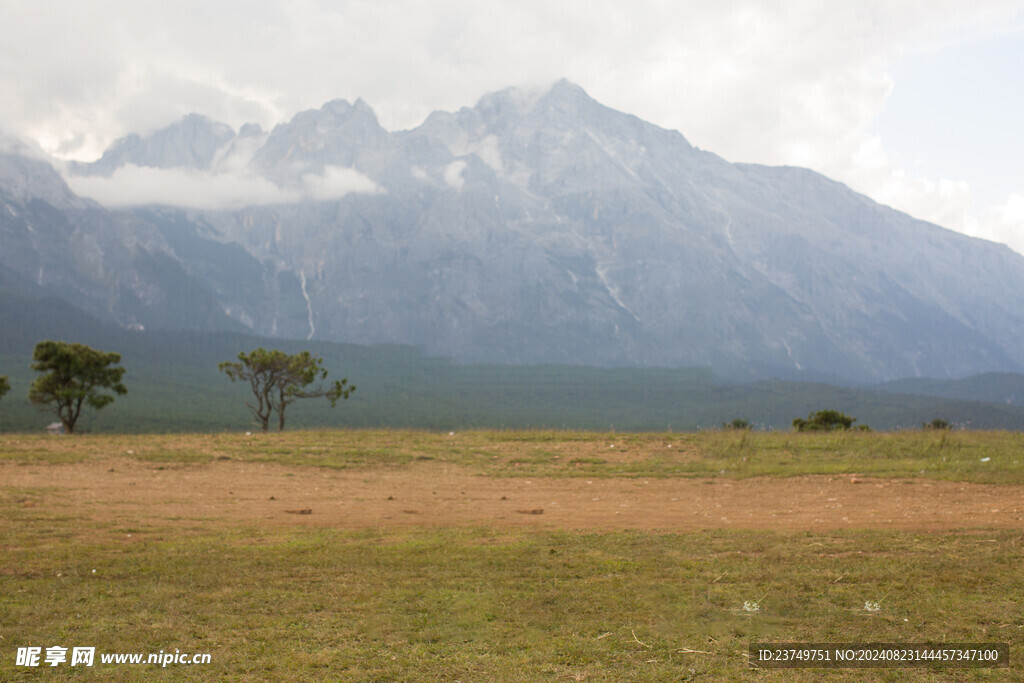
[4,81,1024,383]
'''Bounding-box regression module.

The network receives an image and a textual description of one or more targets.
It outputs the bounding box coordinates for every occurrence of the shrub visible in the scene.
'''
[792,409,858,432]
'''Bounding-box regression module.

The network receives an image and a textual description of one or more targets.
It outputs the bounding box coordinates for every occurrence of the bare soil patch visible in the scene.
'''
[4,457,1023,533]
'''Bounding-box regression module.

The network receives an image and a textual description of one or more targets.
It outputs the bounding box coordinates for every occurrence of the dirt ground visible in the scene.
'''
[4,457,1024,533]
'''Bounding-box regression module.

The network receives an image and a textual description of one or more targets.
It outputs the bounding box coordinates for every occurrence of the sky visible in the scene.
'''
[1,0,1023,252]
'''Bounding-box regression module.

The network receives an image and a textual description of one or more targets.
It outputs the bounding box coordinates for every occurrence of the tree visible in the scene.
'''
[28,341,127,434]
[792,409,857,432]
[0,375,10,404]
[269,351,355,432]
[219,348,355,431]
[219,348,279,431]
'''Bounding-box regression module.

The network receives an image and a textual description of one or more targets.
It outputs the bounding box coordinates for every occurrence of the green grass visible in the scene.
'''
[2,430,1022,680]
[3,429,1024,484]
[2,521,1020,680]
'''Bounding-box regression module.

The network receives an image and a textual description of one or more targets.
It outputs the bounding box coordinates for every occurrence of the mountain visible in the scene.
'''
[878,373,1024,407]
[6,284,1024,433]
[8,80,1024,383]
[0,147,246,332]
[68,114,238,176]
[251,98,387,185]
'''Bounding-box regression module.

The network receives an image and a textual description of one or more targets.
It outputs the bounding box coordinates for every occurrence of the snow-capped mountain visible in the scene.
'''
[6,80,1024,382]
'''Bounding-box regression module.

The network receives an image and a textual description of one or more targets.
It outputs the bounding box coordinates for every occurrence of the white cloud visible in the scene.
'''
[807,131,979,230]
[301,166,381,202]
[443,160,467,191]
[0,131,48,159]
[985,193,1024,253]
[65,164,380,210]
[2,0,1024,251]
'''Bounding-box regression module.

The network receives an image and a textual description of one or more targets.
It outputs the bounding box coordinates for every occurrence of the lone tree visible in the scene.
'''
[792,409,856,432]
[0,375,10,404]
[28,341,127,434]
[219,348,354,431]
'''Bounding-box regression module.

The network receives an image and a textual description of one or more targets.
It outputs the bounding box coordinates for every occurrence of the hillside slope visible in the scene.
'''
[6,82,1024,382]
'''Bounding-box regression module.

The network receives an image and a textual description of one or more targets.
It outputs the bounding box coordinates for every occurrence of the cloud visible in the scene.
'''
[2,0,1024,251]
[443,160,467,191]
[2,2,1017,157]
[64,164,380,210]
[985,193,1024,253]
[797,123,1024,256]
[302,166,380,202]
[0,130,49,159]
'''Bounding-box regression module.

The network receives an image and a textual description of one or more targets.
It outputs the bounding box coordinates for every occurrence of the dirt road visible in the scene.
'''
[4,457,1023,532]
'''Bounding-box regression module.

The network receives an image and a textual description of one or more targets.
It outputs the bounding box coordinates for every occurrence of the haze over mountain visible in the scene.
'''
[5,80,1024,383]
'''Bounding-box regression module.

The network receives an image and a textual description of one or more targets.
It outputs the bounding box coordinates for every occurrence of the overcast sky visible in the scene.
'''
[2,0,1022,252]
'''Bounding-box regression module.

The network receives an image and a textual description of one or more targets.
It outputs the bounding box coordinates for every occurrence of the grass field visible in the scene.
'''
[3,428,1023,483]
[2,430,1022,680]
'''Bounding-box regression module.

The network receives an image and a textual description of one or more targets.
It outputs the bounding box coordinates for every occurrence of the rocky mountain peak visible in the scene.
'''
[270,98,386,138]
[0,151,90,209]
[536,78,596,109]
[238,122,264,138]
[250,98,389,181]
[70,113,237,177]
[470,79,598,125]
